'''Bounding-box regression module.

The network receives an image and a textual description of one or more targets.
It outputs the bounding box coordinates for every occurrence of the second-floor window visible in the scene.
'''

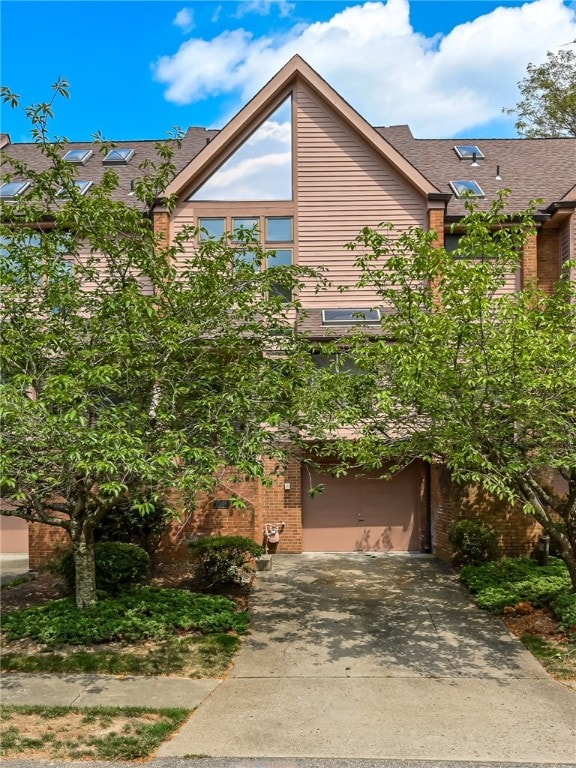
[198,215,294,301]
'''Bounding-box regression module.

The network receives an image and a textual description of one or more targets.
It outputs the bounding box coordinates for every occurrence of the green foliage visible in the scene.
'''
[324,193,576,587]
[94,495,170,554]
[0,85,326,608]
[448,518,500,565]
[1,586,249,648]
[460,557,571,613]
[188,535,265,590]
[58,542,150,595]
[504,42,576,137]
[552,592,576,632]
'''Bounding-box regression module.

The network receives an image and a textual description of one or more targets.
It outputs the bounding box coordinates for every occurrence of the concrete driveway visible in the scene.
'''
[159,553,576,762]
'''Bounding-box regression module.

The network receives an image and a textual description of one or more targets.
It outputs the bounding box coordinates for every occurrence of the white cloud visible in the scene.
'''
[155,0,576,137]
[236,1,296,18]
[173,7,195,33]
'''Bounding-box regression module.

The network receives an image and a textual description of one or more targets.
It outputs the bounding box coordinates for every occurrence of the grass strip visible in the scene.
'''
[0,704,190,761]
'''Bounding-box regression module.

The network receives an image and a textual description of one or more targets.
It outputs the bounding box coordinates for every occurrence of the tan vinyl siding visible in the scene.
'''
[294,82,427,308]
[74,243,154,295]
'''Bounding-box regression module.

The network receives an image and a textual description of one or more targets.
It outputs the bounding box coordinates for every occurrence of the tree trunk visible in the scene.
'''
[71,522,97,609]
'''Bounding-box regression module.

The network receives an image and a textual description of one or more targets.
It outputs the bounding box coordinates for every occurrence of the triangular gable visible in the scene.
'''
[164,55,439,201]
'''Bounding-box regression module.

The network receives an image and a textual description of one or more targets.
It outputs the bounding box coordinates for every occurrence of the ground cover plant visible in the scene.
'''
[0,705,189,761]
[459,556,576,681]
[1,586,249,649]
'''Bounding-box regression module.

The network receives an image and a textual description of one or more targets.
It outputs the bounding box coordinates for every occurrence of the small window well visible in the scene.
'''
[57,180,93,198]
[63,149,93,165]
[449,180,485,198]
[453,145,485,160]
[0,181,30,199]
[103,148,134,165]
[322,308,381,325]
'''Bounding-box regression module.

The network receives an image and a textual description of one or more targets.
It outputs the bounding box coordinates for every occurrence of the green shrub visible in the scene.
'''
[448,518,500,565]
[552,592,576,633]
[188,535,265,590]
[460,557,571,611]
[1,587,249,648]
[59,542,150,595]
[94,495,170,555]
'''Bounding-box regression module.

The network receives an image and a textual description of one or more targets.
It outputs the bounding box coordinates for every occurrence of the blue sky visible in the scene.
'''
[2,0,575,142]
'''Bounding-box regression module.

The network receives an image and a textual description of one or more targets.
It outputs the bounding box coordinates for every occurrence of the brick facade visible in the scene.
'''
[521,233,538,287]
[430,463,542,562]
[537,228,560,294]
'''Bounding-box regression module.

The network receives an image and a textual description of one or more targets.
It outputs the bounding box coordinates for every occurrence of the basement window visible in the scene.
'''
[103,148,134,165]
[321,308,381,325]
[63,149,93,165]
[453,145,484,160]
[449,180,485,198]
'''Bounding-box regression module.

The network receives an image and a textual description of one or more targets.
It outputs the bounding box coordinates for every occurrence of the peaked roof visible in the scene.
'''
[164,55,439,200]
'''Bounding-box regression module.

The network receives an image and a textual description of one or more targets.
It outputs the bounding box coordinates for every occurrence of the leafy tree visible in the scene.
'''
[504,42,576,137]
[0,83,317,609]
[317,194,576,588]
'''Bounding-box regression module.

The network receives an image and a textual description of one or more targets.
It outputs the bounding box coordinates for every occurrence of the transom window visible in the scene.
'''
[63,149,93,165]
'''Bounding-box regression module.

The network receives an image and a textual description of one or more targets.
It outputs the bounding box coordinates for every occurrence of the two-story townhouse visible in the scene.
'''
[2,56,574,565]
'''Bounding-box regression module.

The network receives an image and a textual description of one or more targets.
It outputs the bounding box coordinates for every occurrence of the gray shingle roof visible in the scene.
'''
[377,126,576,217]
[2,123,574,217]
[1,128,219,207]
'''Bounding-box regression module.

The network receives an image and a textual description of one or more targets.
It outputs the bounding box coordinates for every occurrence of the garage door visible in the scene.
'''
[302,464,421,552]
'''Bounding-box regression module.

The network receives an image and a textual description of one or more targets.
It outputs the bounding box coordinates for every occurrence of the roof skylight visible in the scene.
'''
[322,308,381,326]
[453,145,484,160]
[449,180,485,198]
[63,149,93,165]
[103,148,134,165]
[0,181,30,199]
[57,180,93,198]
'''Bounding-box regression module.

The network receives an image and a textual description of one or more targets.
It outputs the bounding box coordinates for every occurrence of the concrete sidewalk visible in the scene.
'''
[0,673,220,709]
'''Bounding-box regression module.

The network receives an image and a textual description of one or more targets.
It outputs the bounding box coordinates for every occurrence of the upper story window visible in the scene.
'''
[453,145,484,160]
[449,180,485,198]
[198,217,226,240]
[0,181,30,199]
[63,149,93,165]
[189,97,292,202]
[103,148,134,165]
[266,217,293,242]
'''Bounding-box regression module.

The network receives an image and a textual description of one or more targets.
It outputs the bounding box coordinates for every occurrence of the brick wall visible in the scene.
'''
[153,211,171,247]
[521,233,538,287]
[428,209,445,246]
[431,463,542,562]
[28,521,69,570]
[537,229,560,294]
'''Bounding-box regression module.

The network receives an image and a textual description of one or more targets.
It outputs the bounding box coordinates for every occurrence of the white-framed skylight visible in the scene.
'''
[57,180,93,198]
[322,308,381,325]
[453,145,485,160]
[0,181,31,199]
[63,149,93,165]
[449,180,485,198]
[103,148,134,165]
